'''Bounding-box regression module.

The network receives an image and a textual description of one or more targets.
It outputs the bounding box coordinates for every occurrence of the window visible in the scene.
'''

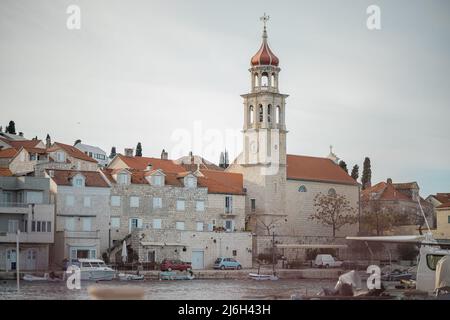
[82,218,92,231]
[448,216,450,224]
[41,221,46,232]
[232,250,237,257]
[8,220,19,233]
[276,106,281,124]
[267,105,272,123]
[207,223,214,232]
[259,105,263,122]
[83,197,91,207]
[31,220,36,232]
[66,195,74,207]
[261,72,269,86]
[111,217,120,228]
[196,222,204,231]
[129,218,142,232]
[152,175,164,186]
[111,196,121,207]
[196,201,205,212]
[328,188,337,196]
[117,173,129,185]
[426,254,445,271]
[36,221,41,232]
[225,220,233,232]
[251,199,256,212]
[47,221,51,232]
[26,191,43,204]
[185,176,196,188]
[249,105,254,124]
[176,221,185,230]
[153,219,162,229]
[225,196,233,213]
[65,217,75,231]
[130,196,140,208]
[56,152,65,162]
[298,185,307,192]
[74,177,84,187]
[176,199,185,211]
[153,197,162,209]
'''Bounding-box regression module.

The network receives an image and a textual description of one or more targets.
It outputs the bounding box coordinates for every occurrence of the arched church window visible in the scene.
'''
[267,105,272,123]
[261,72,269,87]
[298,185,307,192]
[328,188,336,196]
[254,73,259,87]
[276,106,281,124]
[259,105,263,122]
[249,106,254,124]
[271,73,276,87]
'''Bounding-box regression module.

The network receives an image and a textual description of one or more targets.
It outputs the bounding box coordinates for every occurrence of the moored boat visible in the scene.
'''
[118,273,145,281]
[248,273,278,281]
[159,271,195,280]
[74,258,115,281]
[23,273,62,282]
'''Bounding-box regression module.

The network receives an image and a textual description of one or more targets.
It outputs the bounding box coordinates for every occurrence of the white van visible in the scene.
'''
[314,254,343,268]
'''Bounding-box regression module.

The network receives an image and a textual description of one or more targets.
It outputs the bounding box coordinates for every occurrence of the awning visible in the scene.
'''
[140,241,186,247]
[275,244,348,249]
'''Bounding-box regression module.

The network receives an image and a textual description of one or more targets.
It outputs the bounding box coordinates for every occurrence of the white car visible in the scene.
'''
[314,254,343,268]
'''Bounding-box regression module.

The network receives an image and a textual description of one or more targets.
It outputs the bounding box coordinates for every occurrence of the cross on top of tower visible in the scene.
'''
[260,13,270,38]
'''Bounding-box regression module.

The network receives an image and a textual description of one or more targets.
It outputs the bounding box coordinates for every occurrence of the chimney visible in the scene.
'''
[387,178,392,184]
[124,148,134,157]
[145,164,153,171]
[18,132,24,137]
[161,149,168,160]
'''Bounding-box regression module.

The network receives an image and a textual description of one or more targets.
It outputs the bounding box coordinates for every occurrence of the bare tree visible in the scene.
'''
[310,192,357,237]
[255,215,287,236]
[361,198,394,236]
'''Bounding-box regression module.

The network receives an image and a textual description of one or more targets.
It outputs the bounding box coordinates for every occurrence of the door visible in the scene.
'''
[26,249,37,270]
[6,249,17,271]
[147,251,156,263]
[191,250,204,270]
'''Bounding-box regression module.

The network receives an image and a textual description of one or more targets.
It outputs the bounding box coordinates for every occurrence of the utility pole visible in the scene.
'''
[272,232,275,275]
[16,229,20,292]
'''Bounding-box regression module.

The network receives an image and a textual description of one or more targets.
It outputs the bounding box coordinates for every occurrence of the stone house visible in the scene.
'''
[361,179,435,235]
[0,175,54,271]
[103,154,252,269]
[47,169,111,266]
[45,142,98,173]
[434,202,450,240]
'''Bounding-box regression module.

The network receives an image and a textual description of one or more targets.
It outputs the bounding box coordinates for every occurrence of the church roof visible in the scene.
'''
[250,22,279,67]
[286,154,358,185]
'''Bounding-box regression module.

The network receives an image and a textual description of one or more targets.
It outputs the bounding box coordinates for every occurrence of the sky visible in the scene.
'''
[0,0,449,196]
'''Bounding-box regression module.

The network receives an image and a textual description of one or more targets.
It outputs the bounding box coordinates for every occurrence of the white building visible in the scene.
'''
[74,142,109,167]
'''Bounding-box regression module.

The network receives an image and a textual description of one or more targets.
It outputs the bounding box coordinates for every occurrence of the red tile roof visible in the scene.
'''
[0,148,18,159]
[286,154,358,185]
[437,202,450,209]
[198,169,245,195]
[47,169,109,187]
[0,168,13,176]
[48,142,97,163]
[0,137,42,149]
[117,155,186,172]
[24,147,47,154]
[362,182,411,201]
[433,193,450,204]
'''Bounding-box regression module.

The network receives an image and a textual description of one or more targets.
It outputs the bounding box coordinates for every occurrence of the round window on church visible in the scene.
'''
[328,188,336,196]
[298,185,307,192]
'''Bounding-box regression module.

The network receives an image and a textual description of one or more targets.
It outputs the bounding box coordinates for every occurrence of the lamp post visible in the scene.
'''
[16,229,20,292]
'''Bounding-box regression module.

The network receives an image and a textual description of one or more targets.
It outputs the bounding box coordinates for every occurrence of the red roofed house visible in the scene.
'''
[226,21,360,259]
[361,178,435,235]
[104,153,252,269]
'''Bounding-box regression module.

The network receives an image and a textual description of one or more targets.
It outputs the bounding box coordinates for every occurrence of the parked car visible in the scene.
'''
[214,257,242,270]
[314,254,343,268]
[160,259,192,271]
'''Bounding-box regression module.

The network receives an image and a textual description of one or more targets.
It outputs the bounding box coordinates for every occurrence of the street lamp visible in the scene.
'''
[16,229,20,292]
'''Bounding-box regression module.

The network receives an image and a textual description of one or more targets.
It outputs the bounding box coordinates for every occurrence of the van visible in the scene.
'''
[314,254,343,268]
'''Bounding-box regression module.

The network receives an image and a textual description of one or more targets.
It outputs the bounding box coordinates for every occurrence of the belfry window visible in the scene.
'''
[261,72,269,87]
[298,185,307,192]
[276,106,281,124]
[249,106,254,124]
[271,73,276,87]
[268,105,272,123]
[259,105,263,122]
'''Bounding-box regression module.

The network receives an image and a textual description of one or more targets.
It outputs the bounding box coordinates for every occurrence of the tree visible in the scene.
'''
[360,199,394,236]
[0,126,2,132]
[5,121,16,134]
[135,142,142,157]
[45,134,52,148]
[74,139,81,146]
[338,160,348,173]
[109,146,117,159]
[310,192,357,237]
[255,215,287,236]
[361,157,372,190]
[351,165,359,181]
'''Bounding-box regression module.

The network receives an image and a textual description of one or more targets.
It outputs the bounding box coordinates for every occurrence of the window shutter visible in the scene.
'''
[137,219,143,229]
[128,219,133,233]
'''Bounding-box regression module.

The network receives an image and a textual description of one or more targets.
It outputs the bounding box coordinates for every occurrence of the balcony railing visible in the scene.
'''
[64,230,99,239]
[0,202,29,208]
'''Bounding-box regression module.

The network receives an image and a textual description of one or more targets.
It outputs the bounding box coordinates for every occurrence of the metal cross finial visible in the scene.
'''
[330,145,333,153]
[260,13,270,28]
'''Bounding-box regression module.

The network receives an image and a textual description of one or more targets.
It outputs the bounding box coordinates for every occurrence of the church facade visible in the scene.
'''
[227,18,360,259]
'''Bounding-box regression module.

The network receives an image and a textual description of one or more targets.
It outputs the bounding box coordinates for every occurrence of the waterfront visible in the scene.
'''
[0,279,335,300]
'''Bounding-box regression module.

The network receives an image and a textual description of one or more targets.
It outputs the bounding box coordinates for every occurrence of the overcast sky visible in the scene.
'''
[1,0,449,196]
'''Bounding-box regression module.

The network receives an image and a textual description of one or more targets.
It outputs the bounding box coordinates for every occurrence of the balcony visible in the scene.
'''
[0,202,29,215]
[64,230,99,239]
[221,207,237,217]
[0,231,53,243]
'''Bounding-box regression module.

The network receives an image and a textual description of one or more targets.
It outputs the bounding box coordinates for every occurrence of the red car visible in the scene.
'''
[160,259,192,271]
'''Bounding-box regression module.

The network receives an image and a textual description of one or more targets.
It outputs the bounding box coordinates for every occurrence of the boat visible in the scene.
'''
[248,273,278,281]
[118,273,145,281]
[23,273,62,282]
[74,258,116,281]
[159,271,195,280]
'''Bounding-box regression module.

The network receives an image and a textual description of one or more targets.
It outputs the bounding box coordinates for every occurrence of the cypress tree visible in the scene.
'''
[109,146,117,159]
[361,157,372,190]
[338,160,348,174]
[135,142,142,157]
[351,165,359,181]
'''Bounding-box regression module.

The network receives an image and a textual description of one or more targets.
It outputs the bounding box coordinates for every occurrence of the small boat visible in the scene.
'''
[23,273,62,282]
[118,273,145,281]
[159,271,195,280]
[73,258,115,281]
[248,273,278,281]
